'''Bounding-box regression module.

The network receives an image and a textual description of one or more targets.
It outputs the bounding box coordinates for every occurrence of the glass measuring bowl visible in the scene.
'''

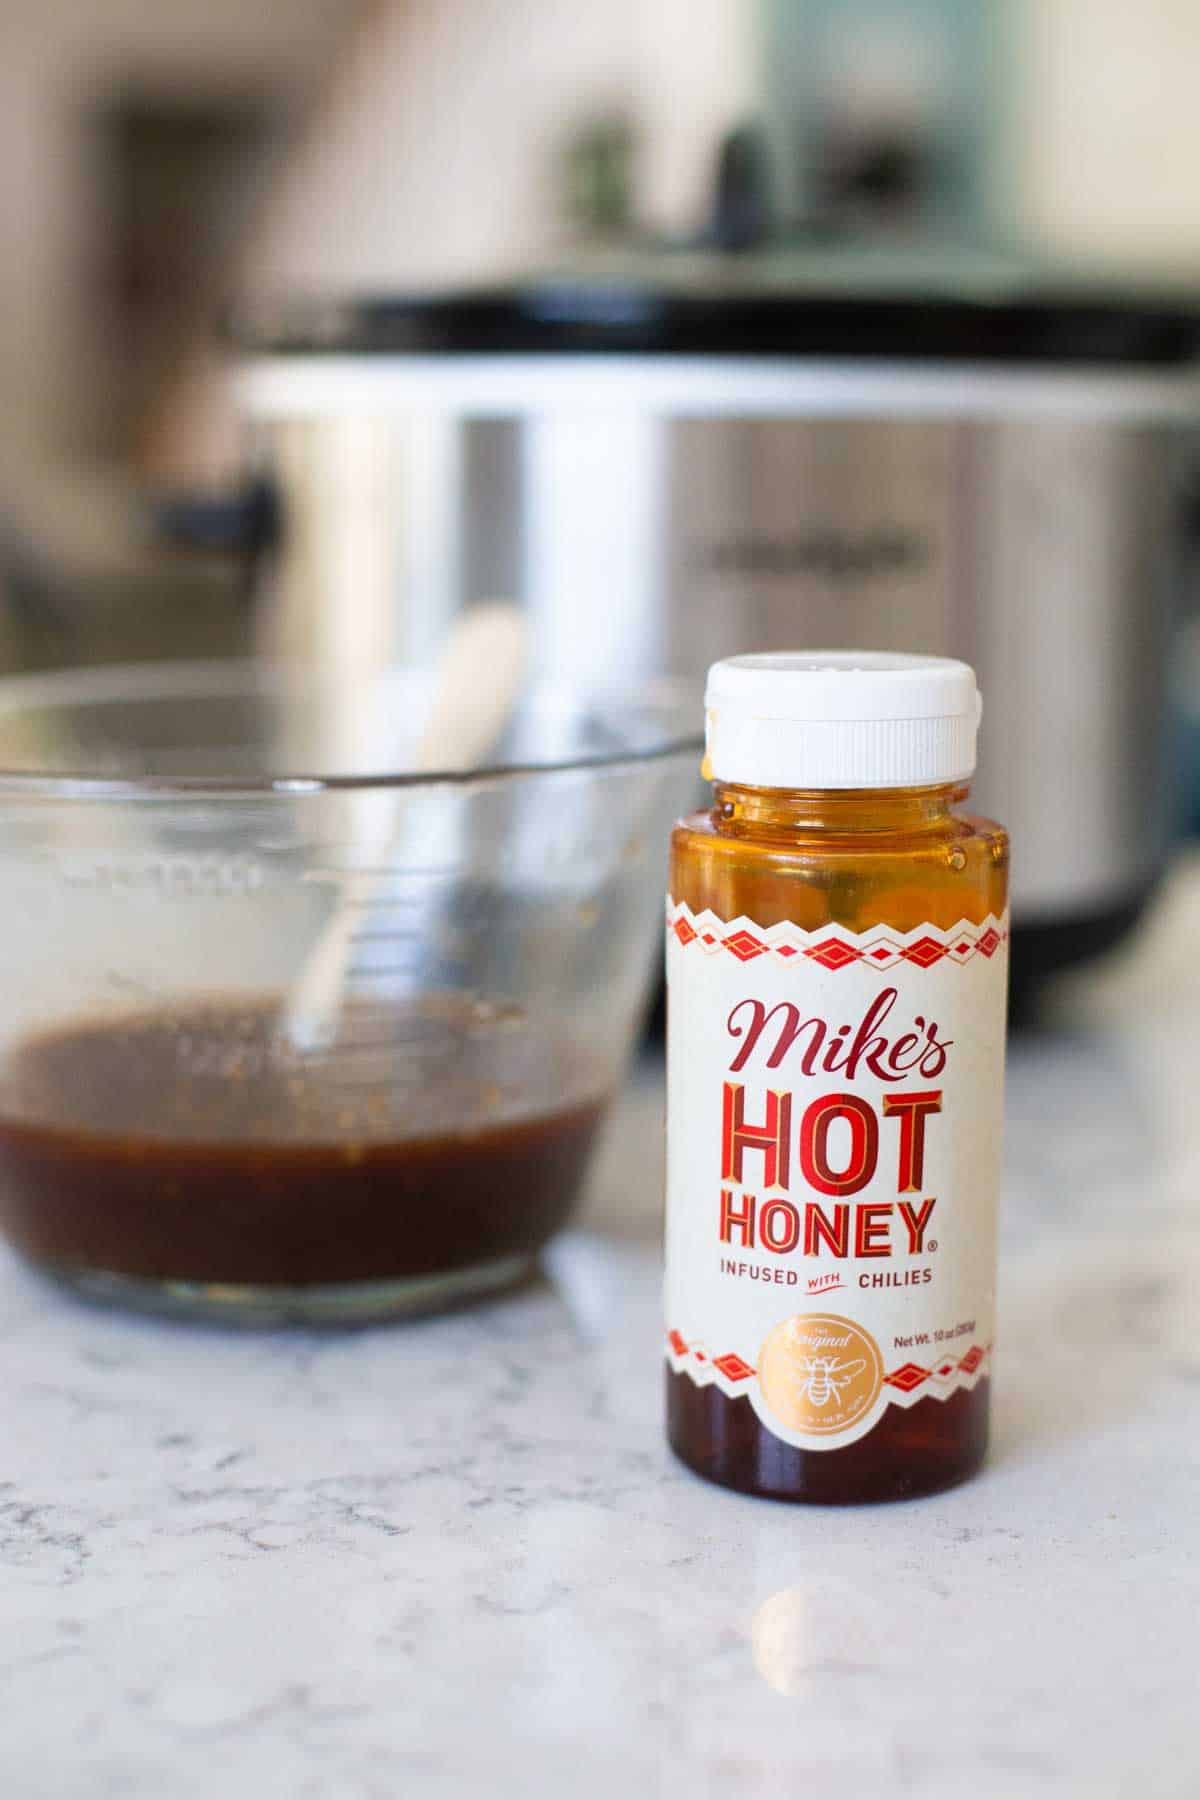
[0,661,699,1323]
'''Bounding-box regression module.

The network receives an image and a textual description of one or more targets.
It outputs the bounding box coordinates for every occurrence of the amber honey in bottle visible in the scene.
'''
[665,653,1009,1502]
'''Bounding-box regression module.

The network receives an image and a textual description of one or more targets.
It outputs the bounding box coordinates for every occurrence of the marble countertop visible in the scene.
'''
[4,869,1200,1800]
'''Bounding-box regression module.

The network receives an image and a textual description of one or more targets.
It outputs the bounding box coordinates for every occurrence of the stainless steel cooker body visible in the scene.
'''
[239,352,1200,982]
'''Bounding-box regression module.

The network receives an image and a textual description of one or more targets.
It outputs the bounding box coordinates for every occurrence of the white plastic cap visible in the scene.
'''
[704,651,981,790]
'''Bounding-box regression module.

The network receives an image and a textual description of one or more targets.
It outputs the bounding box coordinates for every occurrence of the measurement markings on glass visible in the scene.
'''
[292,1022,461,1058]
[342,918,426,982]
[349,926,425,943]
[344,966,424,986]
[302,863,457,885]
[339,893,429,907]
[53,851,266,897]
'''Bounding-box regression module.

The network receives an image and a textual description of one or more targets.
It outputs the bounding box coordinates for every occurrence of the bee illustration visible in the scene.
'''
[786,1355,866,1408]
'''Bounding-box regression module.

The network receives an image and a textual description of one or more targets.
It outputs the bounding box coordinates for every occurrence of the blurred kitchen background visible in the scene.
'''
[4,0,1200,1004]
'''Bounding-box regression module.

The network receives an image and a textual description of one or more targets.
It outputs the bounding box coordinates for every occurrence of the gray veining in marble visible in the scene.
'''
[2,866,1200,1799]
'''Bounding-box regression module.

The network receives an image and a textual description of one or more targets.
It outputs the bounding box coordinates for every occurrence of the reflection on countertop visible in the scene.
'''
[2,860,1199,1798]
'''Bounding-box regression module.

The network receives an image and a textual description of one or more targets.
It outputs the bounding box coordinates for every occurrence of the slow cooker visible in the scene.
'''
[202,251,1200,999]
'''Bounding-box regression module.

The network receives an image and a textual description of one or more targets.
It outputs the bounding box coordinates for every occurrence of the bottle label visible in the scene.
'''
[665,900,1009,1450]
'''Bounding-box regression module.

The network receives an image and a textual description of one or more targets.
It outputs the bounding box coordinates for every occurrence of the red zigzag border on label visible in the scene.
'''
[666,1331,992,1410]
[666,899,1009,971]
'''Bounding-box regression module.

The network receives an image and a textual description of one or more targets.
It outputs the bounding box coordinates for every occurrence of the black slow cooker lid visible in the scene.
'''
[238,248,1200,366]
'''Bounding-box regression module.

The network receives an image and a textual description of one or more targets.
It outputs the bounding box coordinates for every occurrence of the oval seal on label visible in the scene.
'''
[758,1312,884,1437]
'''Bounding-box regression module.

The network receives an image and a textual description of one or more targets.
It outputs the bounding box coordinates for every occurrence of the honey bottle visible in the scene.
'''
[665,653,1009,1502]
